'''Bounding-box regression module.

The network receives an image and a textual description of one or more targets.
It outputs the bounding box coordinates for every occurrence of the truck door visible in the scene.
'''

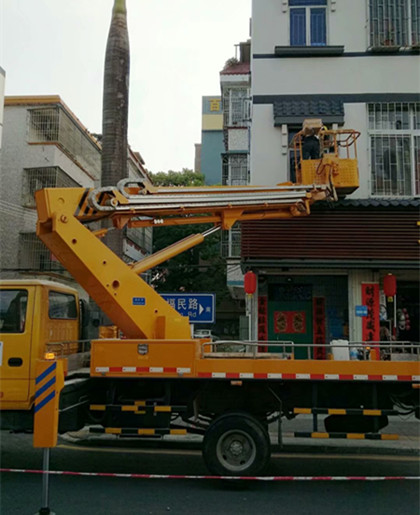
[0,288,33,402]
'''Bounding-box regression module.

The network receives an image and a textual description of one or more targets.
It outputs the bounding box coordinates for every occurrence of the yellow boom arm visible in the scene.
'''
[35,153,357,340]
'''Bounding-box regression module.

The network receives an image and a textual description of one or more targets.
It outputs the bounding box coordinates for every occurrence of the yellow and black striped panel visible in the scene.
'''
[294,432,399,440]
[293,408,397,416]
[89,427,187,437]
[90,404,185,414]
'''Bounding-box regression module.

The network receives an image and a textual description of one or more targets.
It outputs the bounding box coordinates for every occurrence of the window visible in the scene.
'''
[223,88,251,127]
[221,223,242,258]
[369,103,420,196]
[22,167,79,207]
[48,291,77,319]
[222,154,249,186]
[19,233,66,273]
[369,0,420,47]
[289,0,327,46]
[0,290,28,333]
[28,107,101,182]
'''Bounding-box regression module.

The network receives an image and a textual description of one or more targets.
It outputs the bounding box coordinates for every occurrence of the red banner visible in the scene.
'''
[361,283,380,344]
[258,296,268,340]
[313,297,326,360]
[258,296,268,352]
[274,311,306,334]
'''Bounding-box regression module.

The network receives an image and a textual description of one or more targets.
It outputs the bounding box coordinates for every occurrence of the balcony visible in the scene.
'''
[28,107,101,181]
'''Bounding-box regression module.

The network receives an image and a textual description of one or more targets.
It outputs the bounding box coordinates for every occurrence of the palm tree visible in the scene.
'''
[102,0,130,255]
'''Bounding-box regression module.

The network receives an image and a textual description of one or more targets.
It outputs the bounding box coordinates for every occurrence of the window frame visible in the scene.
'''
[222,153,249,186]
[0,289,28,334]
[368,102,420,196]
[223,88,251,127]
[48,291,78,320]
[289,0,327,47]
[369,0,420,48]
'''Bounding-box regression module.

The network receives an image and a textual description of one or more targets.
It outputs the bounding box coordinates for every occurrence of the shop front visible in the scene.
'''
[242,201,419,356]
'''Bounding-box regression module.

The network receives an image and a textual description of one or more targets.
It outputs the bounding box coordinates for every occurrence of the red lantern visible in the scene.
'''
[244,271,257,295]
[383,274,397,298]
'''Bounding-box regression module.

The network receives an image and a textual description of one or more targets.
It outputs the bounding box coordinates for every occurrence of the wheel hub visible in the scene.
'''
[229,439,244,456]
[216,430,257,472]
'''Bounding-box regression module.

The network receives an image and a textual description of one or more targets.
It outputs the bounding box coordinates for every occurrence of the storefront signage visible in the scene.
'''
[313,297,326,360]
[355,305,368,317]
[258,296,268,341]
[258,296,268,352]
[361,283,380,343]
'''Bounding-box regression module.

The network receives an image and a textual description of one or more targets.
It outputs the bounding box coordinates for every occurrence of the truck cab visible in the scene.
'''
[0,280,83,430]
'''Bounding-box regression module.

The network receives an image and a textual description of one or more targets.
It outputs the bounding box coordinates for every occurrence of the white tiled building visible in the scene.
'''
[0,96,151,282]
[244,1,419,347]
[251,0,420,197]
[220,42,252,298]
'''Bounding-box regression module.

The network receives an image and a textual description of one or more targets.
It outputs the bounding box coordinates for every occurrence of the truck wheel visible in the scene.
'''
[203,412,270,476]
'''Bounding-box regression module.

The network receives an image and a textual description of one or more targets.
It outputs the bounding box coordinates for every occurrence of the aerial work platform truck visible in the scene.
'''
[1,126,419,475]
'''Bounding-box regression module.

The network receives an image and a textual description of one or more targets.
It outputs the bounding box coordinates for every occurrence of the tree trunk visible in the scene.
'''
[102,0,130,256]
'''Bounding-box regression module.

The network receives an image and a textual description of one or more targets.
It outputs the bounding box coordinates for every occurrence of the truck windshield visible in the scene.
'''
[0,290,28,333]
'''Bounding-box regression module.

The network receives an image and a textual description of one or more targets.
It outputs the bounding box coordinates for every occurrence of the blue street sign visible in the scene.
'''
[355,305,368,317]
[161,293,215,323]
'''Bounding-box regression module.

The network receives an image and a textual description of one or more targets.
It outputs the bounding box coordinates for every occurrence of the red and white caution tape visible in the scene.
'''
[1,468,419,481]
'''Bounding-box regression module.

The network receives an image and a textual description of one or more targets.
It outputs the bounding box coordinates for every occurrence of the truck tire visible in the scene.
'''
[203,412,271,476]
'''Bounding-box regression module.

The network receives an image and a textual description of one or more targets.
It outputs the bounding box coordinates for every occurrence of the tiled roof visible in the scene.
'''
[220,62,250,75]
[315,198,420,209]
[273,99,344,125]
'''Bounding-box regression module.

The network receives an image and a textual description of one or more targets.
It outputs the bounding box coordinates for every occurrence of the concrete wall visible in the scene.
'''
[201,96,224,185]
[252,0,368,53]
[0,68,5,149]
[252,55,419,97]
[201,130,224,185]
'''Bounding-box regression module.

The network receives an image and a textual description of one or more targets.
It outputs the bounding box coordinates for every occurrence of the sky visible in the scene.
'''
[1,0,251,173]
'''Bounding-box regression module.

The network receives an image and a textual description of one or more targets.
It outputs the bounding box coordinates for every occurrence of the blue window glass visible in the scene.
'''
[290,2,327,47]
[310,8,326,45]
[291,8,306,46]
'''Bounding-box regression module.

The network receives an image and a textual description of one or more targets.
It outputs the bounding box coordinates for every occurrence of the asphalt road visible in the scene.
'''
[1,431,419,515]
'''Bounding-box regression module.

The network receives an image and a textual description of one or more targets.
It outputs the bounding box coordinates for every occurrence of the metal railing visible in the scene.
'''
[201,340,420,361]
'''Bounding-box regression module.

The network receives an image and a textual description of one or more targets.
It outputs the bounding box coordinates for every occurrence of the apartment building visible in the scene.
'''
[200,96,224,185]
[246,1,419,348]
[0,96,151,285]
[220,41,252,299]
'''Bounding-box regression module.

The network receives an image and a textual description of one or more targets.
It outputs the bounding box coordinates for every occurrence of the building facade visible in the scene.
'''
[0,96,151,289]
[0,67,5,149]
[247,1,419,349]
[200,96,224,185]
[220,42,252,299]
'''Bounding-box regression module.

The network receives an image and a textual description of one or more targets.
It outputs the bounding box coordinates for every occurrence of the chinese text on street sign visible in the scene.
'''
[161,294,215,323]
